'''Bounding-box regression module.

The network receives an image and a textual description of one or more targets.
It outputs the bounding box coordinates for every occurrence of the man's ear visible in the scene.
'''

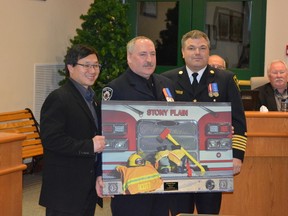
[181,48,185,58]
[67,64,73,70]
[67,64,74,75]
[127,53,131,65]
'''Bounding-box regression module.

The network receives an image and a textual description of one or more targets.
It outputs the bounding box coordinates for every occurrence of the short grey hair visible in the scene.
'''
[267,59,288,74]
[126,36,154,54]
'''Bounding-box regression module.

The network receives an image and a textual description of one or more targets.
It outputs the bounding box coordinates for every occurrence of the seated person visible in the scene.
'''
[208,54,226,70]
[254,60,288,111]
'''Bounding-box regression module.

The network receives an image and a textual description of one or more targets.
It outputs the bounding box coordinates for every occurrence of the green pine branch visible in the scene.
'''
[58,0,131,100]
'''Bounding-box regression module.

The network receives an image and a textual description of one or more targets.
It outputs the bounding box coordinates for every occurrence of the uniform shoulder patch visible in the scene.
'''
[102,87,113,101]
[233,75,240,91]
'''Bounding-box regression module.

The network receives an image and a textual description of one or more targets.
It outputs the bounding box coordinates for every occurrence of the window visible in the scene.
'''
[137,1,179,66]
[205,2,251,69]
[127,0,266,79]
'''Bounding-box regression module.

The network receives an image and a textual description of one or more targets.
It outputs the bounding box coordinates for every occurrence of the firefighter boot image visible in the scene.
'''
[155,146,171,174]
[116,152,163,194]
[168,145,187,173]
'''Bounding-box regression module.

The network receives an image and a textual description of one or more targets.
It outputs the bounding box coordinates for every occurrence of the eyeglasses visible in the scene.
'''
[76,63,102,70]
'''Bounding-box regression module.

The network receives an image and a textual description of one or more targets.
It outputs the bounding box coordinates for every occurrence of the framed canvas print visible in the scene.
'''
[102,101,233,195]
[230,11,243,42]
[140,2,157,18]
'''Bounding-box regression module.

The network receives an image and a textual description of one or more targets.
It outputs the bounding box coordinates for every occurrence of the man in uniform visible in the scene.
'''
[162,30,247,215]
[102,36,175,216]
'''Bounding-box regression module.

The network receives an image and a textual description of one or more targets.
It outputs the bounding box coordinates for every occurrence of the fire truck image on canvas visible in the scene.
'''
[102,100,233,196]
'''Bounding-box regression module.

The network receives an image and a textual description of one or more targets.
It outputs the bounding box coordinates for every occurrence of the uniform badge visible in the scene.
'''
[208,83,213,97]
[162,88,174,102]
[178,70,183,75]
[102,87,113,101]
[212,83,219,97]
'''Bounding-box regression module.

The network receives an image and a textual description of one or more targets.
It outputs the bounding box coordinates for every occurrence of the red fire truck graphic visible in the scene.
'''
[102,101,233,195]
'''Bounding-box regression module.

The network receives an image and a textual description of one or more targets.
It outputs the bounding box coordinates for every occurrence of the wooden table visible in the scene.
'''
[220,111,288,216]
[0,133,27,216]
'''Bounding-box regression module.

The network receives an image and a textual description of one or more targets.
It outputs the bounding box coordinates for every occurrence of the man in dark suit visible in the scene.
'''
[102,36,175,216]
[254,60,288,111]
[162,30,247,215]
[39,44,106,216]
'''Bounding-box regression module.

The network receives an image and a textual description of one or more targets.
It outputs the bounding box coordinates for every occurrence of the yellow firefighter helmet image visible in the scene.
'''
[128,153,146,167]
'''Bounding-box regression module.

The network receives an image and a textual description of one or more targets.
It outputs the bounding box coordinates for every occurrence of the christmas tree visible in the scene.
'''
[59,0,131,99]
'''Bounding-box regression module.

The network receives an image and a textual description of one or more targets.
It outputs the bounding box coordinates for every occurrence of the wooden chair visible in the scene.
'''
[250,76,269,89]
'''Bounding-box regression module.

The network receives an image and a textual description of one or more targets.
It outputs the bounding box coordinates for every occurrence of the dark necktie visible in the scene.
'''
[85,91,94,102]
[84,90,99,163]
[85,91,98,129]
[191,73,199,92]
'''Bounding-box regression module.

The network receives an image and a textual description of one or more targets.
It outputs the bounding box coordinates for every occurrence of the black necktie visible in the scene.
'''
[84,90,99,163]
[191,73,199,92]
[85,91,94,102]
[85,91,98,129]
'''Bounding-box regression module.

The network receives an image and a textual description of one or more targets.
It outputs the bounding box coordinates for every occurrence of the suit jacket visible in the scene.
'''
[39,79,102,213]
[106,68,175,101]
[162,66,247,161]
[255,83,278,111]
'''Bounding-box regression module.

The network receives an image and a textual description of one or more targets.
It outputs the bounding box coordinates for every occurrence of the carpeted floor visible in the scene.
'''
[22,172,112,216]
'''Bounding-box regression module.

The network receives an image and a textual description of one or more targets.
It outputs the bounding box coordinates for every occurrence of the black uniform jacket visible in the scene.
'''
[106,68,175,101]
[162,66,247,160]
[39,79,102,213]
[105,69,175,215]
[255,83,279,111]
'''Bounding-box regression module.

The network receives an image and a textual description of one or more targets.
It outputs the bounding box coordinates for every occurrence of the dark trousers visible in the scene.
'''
[46,189,97,216]
[46,206,95,216]
[111,194,170,216]
[169,192,222,216]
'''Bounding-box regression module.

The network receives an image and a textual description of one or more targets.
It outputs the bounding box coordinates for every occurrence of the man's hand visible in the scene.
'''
[233,158,242,175]
[93,135,105,153]
[96,176,104,198]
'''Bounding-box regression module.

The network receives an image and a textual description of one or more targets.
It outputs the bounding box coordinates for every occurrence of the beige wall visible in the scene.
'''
[0,0,93,112]
[265,0,288,74]
[0,0,287,112]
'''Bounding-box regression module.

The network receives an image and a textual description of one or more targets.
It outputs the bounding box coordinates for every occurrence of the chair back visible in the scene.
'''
[250,76,269,89]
